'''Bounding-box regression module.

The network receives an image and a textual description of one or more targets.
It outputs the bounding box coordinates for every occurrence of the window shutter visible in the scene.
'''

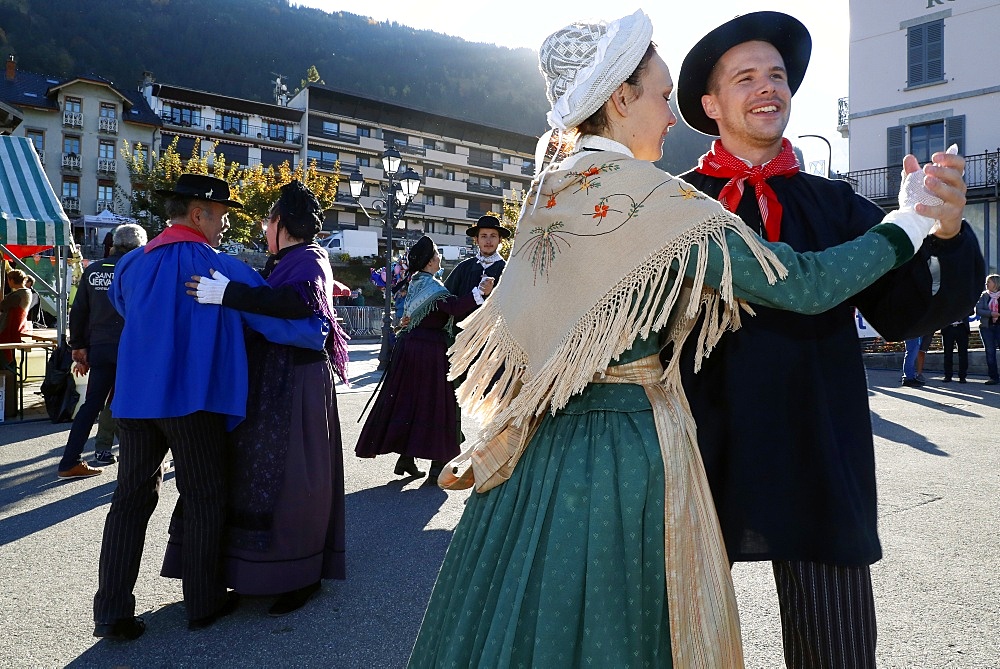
[945,115,966,154]
[887,126,905,165]
[926,21,944,82]
[887,126,905,196]
[907,25,925,85]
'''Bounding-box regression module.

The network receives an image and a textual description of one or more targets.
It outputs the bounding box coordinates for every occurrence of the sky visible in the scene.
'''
[293,1,851,173]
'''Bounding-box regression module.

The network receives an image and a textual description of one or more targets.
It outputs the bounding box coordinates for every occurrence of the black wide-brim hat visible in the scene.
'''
[154,173,243,209]
[678,11,812,136]
[465,214,511,239]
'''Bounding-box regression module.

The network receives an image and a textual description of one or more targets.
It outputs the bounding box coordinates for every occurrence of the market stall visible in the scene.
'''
[0,135,73,337]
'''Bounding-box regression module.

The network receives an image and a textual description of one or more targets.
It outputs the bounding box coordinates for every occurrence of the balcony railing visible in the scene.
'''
[99,117,119,133]
[97,157,117,174]
[389,141,426,156]
[318,129,361,145]
[404,202,426,213]
[35,149,44,164]
[469,156,503,170]
[62,153,82,171]
[467,181,503,196]
[842,149,1000,202]
[62,197,80,214]
[521,163,535,176]
[837,97,850,130]
[96,199,114,213]
[160,113,303,144]
[466,209,496,220]
[63,111,83,128]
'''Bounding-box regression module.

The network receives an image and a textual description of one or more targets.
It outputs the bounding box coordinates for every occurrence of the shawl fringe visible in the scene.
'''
[449,210,786,488]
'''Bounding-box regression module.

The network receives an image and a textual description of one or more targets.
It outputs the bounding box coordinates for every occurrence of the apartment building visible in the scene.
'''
[843,0,1000,271]
[293,84,537,249]
[0,56,160,246]
[141,74,304,173]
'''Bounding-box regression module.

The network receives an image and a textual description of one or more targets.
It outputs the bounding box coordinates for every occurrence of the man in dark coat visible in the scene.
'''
[444,214,509,299]
[56,224,146,479]
[674,12,984,668]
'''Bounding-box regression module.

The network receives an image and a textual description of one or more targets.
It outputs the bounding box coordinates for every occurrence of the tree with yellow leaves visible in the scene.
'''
[119,137,339,244]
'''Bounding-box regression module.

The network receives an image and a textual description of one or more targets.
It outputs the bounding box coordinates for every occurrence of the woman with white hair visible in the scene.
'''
[409,11,949,668]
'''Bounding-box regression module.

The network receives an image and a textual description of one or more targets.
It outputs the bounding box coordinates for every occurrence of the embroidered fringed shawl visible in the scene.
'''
[403,271,451,331]
[445,149,789,669]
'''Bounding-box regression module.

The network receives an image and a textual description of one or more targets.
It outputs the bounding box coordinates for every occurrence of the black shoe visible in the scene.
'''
[393,455,425,477]
[188,591,240,630]
[268,581,321,617]
[426,460,445,481]
[902,378,925,387]
[959,377,967,383]
[986,379,1000,386]
[94,616,146,640]
[942,377,953,383]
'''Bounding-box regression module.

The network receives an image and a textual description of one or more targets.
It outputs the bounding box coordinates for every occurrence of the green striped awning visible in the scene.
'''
[0,135,71,246]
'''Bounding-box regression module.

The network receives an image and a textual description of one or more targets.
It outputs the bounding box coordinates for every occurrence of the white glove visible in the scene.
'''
[193,269,230,304]
[887,145,958,252]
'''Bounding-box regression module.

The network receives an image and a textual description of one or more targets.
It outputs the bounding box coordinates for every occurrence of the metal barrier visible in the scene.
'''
[334,306,386,337]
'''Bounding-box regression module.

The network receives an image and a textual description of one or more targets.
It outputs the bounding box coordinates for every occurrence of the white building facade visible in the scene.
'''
[844,0,1000,271]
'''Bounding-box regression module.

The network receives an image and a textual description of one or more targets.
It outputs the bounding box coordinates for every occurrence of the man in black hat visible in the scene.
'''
[444,214,509,301]
[93,174,325,639]
[674,12,984,667]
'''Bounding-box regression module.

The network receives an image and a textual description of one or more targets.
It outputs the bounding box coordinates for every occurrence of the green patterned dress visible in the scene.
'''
[409,209,910,667]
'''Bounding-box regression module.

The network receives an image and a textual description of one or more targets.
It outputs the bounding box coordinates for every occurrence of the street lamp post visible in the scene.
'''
[798,134,833,178]
[348,147,421,369]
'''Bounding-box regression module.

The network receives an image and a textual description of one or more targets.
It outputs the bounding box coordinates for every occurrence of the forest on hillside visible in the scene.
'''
[0,0,711,171]
[0,0,549,134]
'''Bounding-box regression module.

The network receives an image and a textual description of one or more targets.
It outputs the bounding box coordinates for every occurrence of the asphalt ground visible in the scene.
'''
[1,341,998,668]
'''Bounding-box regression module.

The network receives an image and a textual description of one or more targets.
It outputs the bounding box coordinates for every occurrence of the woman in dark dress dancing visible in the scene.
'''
[356,235,494,481]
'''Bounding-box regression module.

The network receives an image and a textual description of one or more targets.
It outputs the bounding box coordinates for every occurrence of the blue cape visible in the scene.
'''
[109,240,327,430]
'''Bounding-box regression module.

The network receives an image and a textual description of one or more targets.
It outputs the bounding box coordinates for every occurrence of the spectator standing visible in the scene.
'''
[941,319,970,383]
[56,223,147,479]
[93,174,325,640]
[976,274,1000,385]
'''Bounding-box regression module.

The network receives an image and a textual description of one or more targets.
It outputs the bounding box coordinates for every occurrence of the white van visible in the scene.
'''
[319,230,378,258]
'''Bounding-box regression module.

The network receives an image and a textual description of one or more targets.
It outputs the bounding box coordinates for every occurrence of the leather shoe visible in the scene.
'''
[93,616,145,640]
[427,460,445,481]
[393,455,425,477]
[942,377,953,383]
[268,581,321,617]
[188,591,240,630]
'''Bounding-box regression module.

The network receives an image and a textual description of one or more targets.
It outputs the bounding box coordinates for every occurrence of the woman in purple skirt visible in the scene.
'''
[356,235,494,481]
[165,180,350,616]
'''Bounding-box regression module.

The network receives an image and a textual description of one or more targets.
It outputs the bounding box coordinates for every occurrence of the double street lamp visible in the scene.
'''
[348,147,421,369]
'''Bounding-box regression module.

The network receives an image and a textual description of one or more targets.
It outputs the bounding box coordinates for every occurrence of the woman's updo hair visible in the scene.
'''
[271,180,323,241]
[408,235,436,272]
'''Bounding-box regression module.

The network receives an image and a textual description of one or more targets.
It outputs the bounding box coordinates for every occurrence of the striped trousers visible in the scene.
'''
[773,560,877,669]
[94,412,229,623]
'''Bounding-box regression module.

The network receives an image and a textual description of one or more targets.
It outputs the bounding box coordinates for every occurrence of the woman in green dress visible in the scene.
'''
[409,11,954,668]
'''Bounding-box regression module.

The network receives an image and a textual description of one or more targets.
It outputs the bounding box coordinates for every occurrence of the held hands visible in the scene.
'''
[902,145,966,239]
[887,146,961,252]
[185,269,231,304]
[478,276,495,296]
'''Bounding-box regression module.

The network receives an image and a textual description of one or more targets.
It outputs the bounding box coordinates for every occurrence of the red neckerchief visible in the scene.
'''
[695,138,800,242]
[144,224,211,253]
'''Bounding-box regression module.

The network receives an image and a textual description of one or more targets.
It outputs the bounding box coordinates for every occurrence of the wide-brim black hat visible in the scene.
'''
[154,173,243,209]
[465,214,511,239]
[678,11,811,136]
